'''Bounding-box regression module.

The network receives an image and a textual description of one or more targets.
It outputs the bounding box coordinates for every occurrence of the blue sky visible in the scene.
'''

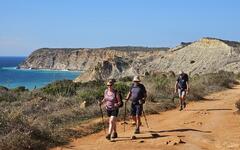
[0,0,240,56]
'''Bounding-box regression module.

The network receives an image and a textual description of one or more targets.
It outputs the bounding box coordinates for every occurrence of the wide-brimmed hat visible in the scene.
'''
[133,76,141,82]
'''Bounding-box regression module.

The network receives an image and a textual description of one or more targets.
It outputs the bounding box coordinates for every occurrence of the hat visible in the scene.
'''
[179,70,184,74]
[133,76,141,82]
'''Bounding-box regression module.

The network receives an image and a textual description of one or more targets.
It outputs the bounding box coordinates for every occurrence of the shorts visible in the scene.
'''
[106,109,119,117]
[178,89,186,97]
[131,103,143,116]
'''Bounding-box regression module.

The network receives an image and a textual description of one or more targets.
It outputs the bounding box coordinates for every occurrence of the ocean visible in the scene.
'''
[0,57,80,90]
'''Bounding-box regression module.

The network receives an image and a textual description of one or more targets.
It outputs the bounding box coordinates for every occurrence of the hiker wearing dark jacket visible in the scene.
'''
[100,79,121,140]
[125,76,147,134]
[175,71,189,111]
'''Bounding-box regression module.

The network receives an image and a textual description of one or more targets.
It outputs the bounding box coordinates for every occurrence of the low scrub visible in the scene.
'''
[0,71,237,149]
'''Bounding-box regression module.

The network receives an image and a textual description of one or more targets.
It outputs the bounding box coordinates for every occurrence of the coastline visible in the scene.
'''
[1,66,82,73]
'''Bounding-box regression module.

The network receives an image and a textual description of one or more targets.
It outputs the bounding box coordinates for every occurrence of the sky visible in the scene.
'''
[0,0,240,56]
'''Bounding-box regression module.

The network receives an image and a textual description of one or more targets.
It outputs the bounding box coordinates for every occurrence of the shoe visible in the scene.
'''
[134,128,140,134]
[183,102,187,108]
[106,134,111,140]
[112,132,118,138]
[179,106,183,111]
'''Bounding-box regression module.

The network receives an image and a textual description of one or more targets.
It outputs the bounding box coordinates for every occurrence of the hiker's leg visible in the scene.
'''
[136,115,141,129]
[108,116,115,134]
[112,116,117,133]
[131,104,137,124]
[178,89,183,105]
[112,109,118,133]
[136,105,142,128]
[182,90,187,108]
[132,116,136,123]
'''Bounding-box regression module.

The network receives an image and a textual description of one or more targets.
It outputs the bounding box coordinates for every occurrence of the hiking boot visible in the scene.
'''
[179,106,183,111]
[106,134,111,140]
[112,132,118,139]
[183,102,187,108]
[134,128,140,134]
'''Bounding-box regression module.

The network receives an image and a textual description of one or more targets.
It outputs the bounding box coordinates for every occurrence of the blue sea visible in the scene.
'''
[0,57,80,90]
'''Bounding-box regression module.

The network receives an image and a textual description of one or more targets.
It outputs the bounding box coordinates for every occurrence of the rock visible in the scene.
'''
[131,135,137,140]
[165,137,185,146]
[80,101,87,109]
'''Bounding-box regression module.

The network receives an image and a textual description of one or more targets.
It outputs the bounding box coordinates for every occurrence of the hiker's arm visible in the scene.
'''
[175,81,178,93]
[144,91,147,100]
[115,93,121,107]
[186,81,189,94]
[99,96,106,105]
[143,86,147,100]
[125,92,131,101]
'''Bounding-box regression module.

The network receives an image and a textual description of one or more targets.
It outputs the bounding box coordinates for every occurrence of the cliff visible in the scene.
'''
[19,47,168,71]
[19,38,240,82]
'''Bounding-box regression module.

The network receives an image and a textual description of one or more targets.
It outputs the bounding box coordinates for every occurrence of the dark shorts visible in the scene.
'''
[131,103,143,116]
[106,109,119,117]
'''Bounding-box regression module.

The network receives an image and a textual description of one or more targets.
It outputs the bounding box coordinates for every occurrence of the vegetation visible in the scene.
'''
[0,71,237,149]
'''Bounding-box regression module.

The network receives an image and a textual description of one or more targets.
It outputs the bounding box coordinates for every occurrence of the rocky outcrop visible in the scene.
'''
[19,38,240,82]
[19,47,167,71]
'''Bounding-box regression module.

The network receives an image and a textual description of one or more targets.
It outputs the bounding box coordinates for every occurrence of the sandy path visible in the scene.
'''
[52,85,240,150]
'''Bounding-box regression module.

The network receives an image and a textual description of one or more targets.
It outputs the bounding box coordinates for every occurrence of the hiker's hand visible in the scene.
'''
[139,99,145,104]
[124,99,128,103]
[186,90,189,95]
[175,89,178,93]
[114,103,119,107]
[98,101,102,105]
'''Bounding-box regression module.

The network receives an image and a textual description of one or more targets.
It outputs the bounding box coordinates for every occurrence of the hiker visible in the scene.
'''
[99,79,121,140]
[175,71,189,111]
[125,76,147,134]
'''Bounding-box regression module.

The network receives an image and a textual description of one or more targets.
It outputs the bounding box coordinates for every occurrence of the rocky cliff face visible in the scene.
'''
[19,47,167,71]
[19,38,240,82]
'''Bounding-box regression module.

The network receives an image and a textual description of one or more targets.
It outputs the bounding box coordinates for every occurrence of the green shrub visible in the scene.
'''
[12,86,29,93]
[41,80,77,97]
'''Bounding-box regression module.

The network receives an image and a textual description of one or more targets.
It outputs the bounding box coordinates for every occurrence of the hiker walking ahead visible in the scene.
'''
[99,79,121,140]
[125,76,147,134]
[175,71,189,111]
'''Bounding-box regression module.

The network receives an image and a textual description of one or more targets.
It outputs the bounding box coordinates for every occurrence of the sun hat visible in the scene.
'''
[133,76,141,82]
[179,70,184,74]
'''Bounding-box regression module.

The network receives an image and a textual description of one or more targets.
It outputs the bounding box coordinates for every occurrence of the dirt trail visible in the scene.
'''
[52,85,240,150]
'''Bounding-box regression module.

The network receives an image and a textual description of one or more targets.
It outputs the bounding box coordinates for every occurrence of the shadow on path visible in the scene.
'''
[185,108,232,111]
[113,133,169,142]
[149,128,211,134]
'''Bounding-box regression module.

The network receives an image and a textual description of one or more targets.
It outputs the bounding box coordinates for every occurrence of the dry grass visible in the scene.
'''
[0,71,237,149]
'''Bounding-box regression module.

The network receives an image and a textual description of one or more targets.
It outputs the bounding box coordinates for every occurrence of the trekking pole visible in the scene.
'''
[142,109,149,128]
[98,102,106,134]
[124,101,127,132]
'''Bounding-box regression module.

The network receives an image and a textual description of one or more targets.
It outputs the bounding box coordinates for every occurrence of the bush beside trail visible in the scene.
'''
[0,71,237,149]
